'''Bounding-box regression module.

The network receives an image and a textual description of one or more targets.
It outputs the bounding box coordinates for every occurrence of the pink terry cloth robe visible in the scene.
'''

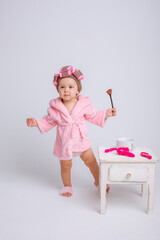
[36,95,107,160]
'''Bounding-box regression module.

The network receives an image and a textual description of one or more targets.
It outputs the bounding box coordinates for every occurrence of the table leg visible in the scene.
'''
[147,164,155,214]
[100,163,107,214]
[141,184,148,197]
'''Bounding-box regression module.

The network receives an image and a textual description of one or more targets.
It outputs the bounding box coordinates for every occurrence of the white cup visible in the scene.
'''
[116,137,135,150]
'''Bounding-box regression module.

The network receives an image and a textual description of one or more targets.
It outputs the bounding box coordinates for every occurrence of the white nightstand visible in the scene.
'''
[98,146,158,214]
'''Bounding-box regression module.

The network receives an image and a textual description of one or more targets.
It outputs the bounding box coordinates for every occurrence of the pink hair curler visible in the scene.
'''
[53,73,59,86]
[72,69,84,80]
[105,148,117,153]
[59,66,74,78]
[59,65,73,73]
[53,66,84,87]
[59,70,73,78]
[117,147,135,158]
[140,152,152,159]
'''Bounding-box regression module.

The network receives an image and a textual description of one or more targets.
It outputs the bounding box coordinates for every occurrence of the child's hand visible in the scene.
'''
[105,108,116,119]
[26,118,38,127]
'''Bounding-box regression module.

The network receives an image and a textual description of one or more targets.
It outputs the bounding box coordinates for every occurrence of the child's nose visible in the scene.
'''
[65,88,69,92]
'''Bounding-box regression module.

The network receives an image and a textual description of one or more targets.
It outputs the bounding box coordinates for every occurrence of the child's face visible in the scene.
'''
[58,77,79,102]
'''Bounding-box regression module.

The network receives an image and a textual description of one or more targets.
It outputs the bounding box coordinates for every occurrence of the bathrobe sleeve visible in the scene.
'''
[36,108,57,134]
[84,101,107,127]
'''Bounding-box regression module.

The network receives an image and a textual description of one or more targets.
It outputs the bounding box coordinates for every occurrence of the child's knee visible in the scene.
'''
[84,158,97,168]
[60,160,72,171]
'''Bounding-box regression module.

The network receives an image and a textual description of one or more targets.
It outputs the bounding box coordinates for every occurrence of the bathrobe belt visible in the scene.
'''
[57,120,85,138]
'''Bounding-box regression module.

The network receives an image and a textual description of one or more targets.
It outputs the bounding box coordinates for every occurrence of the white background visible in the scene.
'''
[0,0,160,239]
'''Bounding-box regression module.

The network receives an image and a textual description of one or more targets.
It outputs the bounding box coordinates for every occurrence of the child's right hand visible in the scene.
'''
[26,118,38,127]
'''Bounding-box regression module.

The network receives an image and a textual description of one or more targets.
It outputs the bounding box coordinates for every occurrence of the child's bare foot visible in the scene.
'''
[94,182,110,194]
[62,192,72,197]
[106,184,110,193]
[60,186,73,197]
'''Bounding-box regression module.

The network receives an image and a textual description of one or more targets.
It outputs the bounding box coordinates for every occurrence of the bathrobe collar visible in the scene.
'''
[49,95,91,120]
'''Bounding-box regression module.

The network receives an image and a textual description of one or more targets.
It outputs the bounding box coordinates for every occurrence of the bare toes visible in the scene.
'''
[106,185,110,194]
[62,192,72,197]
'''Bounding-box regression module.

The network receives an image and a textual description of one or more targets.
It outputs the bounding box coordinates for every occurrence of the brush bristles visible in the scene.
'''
[106,89,112,95]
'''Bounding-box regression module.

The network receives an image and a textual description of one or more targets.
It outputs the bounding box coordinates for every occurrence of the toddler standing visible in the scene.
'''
[27,66,116,197]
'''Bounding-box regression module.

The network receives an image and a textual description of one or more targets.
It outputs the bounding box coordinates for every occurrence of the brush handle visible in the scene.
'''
[109,95,114,108]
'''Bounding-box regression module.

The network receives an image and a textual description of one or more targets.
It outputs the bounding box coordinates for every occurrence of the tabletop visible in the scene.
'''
[98,146,158,163]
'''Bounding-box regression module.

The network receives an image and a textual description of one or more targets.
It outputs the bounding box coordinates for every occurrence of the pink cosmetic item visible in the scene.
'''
[117,147,135,158]
[140,152,152,159]
[104,148,117,153]
[117,147,130,152]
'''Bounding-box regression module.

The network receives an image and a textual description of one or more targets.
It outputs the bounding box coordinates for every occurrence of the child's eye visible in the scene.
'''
[69,86,73,89]
[60,86,64,88]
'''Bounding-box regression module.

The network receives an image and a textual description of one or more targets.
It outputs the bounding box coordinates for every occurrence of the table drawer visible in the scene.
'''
[108,165,149,182]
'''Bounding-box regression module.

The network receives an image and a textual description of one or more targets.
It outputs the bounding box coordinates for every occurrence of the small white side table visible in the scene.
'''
[98,146,158,214]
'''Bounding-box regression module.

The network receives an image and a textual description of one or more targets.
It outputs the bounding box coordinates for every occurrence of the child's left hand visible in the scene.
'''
[105,108,116,119]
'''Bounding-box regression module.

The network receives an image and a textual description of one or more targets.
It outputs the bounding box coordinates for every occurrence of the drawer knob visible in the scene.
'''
[126,173,131,178]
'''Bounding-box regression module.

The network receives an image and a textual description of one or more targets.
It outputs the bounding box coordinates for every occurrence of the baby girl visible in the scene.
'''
[27,66,116,197]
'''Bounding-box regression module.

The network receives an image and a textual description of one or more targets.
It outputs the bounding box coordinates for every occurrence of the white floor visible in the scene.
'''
[0,156,160,240]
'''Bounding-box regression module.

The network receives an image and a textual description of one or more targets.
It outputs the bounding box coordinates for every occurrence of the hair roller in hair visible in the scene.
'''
[53,73,59,86]
[72,69,84,80]
[59,65,73,78]
[59,66,73,73]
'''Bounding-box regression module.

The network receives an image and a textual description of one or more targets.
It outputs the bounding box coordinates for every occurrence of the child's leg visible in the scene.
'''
[80,148,110,193]
[80,148,99,185]
[60,160,72,197]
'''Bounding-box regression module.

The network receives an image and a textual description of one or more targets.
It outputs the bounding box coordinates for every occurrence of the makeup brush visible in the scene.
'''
[106,89,114,108]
